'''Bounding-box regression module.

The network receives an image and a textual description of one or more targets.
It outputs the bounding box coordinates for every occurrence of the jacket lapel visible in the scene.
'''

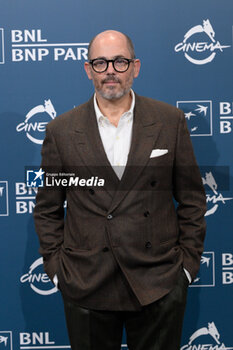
[72,97,120,196]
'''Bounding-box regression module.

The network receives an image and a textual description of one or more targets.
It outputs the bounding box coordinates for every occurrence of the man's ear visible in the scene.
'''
[84,62,93,80]
[133,59,141,78]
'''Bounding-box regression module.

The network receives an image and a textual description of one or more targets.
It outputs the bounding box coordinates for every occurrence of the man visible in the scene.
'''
[34,30,206,350]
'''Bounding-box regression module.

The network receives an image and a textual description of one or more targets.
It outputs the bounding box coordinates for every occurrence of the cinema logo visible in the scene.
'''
[202,171,233,217]
[16,99,56,145]
[174,19,230,65]
[10,29,88,62]
[181,322,231,350]
[20,257,58,296]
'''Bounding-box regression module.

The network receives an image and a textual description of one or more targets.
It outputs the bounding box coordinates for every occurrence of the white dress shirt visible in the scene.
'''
[94,90,135,180]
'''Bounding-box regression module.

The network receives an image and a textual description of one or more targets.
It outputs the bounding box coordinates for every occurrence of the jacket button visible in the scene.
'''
[107,214,113,220]
[89,189,95,195]
[150,180,157,187]
[145,241,152,248]
[144,211,150,217]
[102,247,109,252]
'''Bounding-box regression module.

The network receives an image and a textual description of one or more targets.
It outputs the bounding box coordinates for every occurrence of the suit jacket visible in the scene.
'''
[34,94,206,310]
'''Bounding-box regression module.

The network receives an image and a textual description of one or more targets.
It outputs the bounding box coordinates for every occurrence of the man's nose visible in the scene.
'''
[106,61,115,73]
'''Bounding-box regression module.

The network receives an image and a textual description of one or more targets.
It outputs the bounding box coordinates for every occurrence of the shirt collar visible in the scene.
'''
[94,89,135,123]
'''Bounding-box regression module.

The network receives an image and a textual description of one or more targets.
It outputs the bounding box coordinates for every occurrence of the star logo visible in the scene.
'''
[26,168,45,187]
[33,168,45,181]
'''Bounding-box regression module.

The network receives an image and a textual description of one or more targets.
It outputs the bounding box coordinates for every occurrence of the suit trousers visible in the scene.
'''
[63,269,189,350]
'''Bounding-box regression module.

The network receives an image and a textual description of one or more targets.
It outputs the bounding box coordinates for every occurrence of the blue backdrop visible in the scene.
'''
[0,1,233,349]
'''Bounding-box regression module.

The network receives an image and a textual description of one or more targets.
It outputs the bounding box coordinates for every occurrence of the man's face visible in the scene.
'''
[84,32,140,101]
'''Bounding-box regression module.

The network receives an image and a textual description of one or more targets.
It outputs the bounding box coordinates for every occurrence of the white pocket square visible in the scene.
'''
[150,149,168,158]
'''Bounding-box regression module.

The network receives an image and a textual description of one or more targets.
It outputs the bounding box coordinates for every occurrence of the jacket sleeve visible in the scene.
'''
[173,111,206,281]
[33,125,66,281]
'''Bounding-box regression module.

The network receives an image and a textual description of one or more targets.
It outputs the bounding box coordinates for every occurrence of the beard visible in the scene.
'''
[92,73,134,101]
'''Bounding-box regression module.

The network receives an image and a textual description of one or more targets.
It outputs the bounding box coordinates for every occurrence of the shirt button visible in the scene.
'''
[145,241,152,249]
[150,180,157,187]
[107,214,113,220]
[144,211,150,217]
[116,136,120,140]
[102,247,109,252]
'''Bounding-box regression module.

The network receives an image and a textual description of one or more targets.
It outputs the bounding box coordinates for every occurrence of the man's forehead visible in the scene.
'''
[91,31,130,56]
[94,30,127,45]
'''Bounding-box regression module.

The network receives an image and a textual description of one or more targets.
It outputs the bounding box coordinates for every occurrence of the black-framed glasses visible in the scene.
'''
[89,57,134,73]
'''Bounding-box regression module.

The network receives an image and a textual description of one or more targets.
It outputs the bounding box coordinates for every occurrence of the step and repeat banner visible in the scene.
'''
[0,0,233,349]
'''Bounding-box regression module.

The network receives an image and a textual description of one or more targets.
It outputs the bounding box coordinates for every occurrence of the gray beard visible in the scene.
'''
[96,86,131,101]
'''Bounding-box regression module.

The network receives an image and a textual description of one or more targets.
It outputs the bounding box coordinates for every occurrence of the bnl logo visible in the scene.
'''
[177,100,212,136]
[0,181,9,216]
[26,168,44,187]
[0,331,13,350]
[0,28,5,64]
[191,252,215,287]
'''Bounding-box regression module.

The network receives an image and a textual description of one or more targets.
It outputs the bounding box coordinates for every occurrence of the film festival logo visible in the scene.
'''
[174,19,230,65]
[191,252,215,287]
[181,322,232,350]
[20,257,58,296]
[16,99,56,145]
[177,101,212,136]
[0,331,12,350]
[0,181,9,216]
[202,171,233,217]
